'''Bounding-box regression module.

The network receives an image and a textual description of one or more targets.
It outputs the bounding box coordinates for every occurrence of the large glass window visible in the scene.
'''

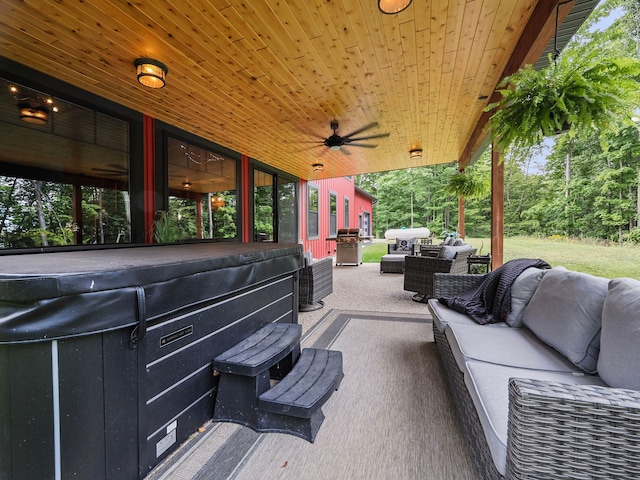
[308,184,319,239]
[329,192,337,237]
[344,196,350,228]
[278,177,297,243]
[163,138,237,242]
[254,170,274,242]
[0,78,131,249]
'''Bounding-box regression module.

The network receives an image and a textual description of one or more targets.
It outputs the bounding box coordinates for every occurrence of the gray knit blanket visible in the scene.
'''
[438,258,550,325]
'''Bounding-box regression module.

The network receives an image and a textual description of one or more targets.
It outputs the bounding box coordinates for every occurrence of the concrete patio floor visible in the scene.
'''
[298,260,431,335]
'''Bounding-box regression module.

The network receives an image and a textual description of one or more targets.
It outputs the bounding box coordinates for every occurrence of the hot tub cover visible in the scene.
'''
[0,243,303,343]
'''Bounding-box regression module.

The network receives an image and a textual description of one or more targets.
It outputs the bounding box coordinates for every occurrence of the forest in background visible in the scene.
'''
[356,0,640,245]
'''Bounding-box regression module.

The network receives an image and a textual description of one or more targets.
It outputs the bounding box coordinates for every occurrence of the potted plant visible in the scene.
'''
[485,44,640,153]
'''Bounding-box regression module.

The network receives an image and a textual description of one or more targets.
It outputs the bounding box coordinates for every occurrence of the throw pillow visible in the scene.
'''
[597,278,640,389]
[505,267,547,327]
[522,267,608,373]
[453,238,465,246]
[395,238,412,251]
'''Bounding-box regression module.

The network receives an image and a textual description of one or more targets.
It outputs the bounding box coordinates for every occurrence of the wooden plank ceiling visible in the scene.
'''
[0,0,592,180]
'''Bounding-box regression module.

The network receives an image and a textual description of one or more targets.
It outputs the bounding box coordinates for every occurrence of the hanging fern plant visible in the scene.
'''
[485,45,640,152]
[446,169,490,199]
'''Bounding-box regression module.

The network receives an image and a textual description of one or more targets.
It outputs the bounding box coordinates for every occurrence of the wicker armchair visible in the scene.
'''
[403,248,476,302]
[298,257,333,311]
[430,272,640,480]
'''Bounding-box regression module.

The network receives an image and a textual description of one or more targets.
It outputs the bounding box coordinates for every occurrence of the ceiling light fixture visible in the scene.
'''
[18,103,49,125]
[182,179,192,189]
[134,58,168,89]
[313,163,324,172]
[378,0,412,14]
[409,148,422,159]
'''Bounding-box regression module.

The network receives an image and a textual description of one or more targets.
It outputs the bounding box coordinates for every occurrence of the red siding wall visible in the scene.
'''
[299,177,373,260]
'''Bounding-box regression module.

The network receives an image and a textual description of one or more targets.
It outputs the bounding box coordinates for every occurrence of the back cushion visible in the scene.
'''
[597,278,640,389]
[522,267,608,373]
[506,267,547,327]
[438,244,473,260]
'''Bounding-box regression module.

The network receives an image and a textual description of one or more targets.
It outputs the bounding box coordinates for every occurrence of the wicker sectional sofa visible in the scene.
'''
[428,268,640,479]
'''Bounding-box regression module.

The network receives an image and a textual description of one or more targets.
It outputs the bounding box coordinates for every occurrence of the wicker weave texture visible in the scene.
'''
[432,272,486,298]
[403,249,476,299]
[299,257,333,306]
[507,378,640,479]
[380,255,405,273]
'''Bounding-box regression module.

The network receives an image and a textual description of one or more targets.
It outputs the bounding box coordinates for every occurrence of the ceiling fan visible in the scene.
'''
[320,120,390,155]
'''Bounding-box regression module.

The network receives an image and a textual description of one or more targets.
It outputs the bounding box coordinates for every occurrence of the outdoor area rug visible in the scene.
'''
[147,310,476,480]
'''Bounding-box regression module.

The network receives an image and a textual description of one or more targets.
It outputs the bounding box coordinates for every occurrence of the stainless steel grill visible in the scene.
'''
[336,228,363,266]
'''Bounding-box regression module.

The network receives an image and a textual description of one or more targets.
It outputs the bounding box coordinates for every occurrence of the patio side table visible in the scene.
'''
[467,254,492,274]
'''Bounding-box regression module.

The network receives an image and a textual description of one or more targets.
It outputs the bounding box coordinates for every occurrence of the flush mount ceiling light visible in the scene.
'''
[182,179,192,189]
[312,163,324,172]
[409,148,423,159]
[134,58,168,89]
[378,0,412,14]
[18,102,49,125]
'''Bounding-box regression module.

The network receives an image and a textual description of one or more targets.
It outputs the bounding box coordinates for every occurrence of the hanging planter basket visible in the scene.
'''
[446,170,490,199]
[485,50,640,152]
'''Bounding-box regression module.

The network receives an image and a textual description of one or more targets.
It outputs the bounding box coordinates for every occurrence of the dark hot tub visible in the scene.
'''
[0,242,303,479]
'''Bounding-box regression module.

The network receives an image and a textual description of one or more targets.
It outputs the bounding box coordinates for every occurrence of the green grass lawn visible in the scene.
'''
[363,237,640,280]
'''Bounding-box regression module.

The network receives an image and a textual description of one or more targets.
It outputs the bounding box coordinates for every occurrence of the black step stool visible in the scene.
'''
[213,322,343,442]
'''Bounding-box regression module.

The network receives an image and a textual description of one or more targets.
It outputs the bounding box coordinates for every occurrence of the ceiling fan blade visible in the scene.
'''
[348,143,378,148]
[347,132,390,141]
[341,122,379,138]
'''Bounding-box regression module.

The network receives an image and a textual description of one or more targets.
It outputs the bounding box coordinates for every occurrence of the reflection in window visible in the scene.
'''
[0,78,131,249]
[165,138,237,242]
[254,170,274,242]
[308,184,319,238]
[344,196,350,228]
[278,177,297,243]
[329,192,337,237]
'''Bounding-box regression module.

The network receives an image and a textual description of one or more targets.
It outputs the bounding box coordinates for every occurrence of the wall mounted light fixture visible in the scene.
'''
[134,58,168,89]
[312,163,324,173]
[378,0,413,14]
[409,148,423,159]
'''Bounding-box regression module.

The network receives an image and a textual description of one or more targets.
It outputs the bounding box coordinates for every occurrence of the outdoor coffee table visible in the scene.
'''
[380,254,406,273]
